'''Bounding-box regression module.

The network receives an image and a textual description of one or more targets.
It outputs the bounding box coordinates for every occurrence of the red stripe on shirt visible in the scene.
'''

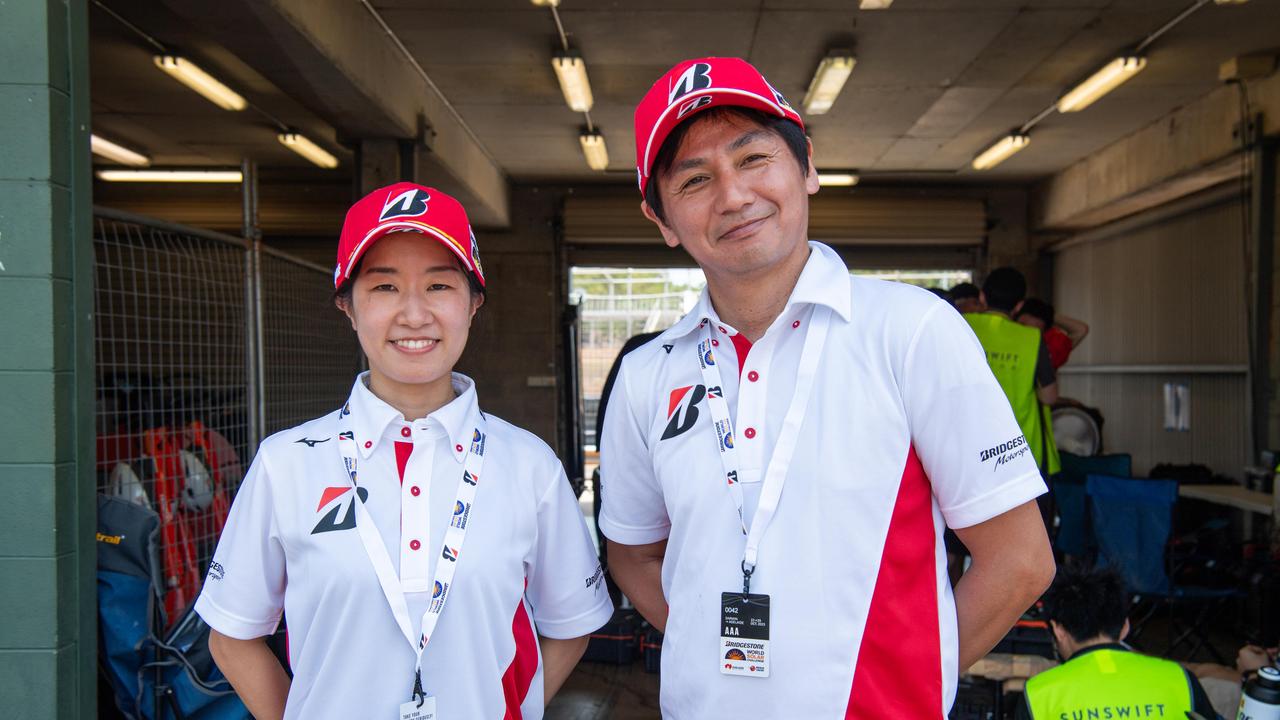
[729,332,752,377]
[394,441,412,485]
[501,591,539,719]
[845,444,942,718]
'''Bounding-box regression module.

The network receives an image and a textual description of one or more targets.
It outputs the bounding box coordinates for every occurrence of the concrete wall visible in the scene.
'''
[0,2,97,717]
[1053,195,1249,475]
[458,185,563,448]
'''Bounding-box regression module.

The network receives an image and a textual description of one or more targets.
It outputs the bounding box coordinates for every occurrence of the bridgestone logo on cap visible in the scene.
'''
[380,188,431,221]
[668,62,713,105]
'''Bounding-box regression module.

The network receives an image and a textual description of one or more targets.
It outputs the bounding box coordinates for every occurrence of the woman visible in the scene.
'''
[195,183,613,720]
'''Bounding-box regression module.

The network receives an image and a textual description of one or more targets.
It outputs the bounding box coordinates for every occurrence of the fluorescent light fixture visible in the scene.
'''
[530,0,560,5]
[818,173,859,187]
[1057,56,1147,113]
[972,134,1030,171]
[278,133,339,169]
[1213,0,1249,4]
[552,51,594,112]
[802,53,856,115]
[153,55,247,111]
[859,0,893,8]
[579,129,608,171]
[91,134,150,167]
[96,169,243,183]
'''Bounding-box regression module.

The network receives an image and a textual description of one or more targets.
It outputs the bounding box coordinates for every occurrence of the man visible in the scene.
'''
[965,268,1061,478]
[1017,565,1218,719]
[951,281,985,313]
[600,57,1055,718]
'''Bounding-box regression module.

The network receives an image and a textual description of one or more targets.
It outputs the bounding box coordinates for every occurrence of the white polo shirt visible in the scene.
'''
[599,242,1045,719]
[196,373,613,720]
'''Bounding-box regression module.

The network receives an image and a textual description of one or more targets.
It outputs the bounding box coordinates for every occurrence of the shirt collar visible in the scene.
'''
[659,241,852,342]
[342,371,483,463]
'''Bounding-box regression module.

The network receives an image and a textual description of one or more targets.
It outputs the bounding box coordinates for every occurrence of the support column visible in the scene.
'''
[0,1,96,718]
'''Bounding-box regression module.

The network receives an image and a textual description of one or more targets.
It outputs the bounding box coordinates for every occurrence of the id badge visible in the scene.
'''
[720,592,770,677]
[399,696,437,720]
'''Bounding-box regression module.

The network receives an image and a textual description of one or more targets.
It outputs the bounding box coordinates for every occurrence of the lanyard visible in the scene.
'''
[695,305,831,592]
[337,416,486,702]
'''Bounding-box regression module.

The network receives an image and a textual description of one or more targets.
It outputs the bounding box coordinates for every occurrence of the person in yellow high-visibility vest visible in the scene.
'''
[964,267,1060,478]
[1015,565,1219,720]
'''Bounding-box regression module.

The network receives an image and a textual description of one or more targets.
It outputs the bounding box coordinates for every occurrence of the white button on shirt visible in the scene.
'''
[196,373,613,720]
[600,242,1046,719]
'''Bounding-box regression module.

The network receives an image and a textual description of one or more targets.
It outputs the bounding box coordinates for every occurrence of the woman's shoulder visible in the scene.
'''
[480,413,563,478]
[256,408,343,460]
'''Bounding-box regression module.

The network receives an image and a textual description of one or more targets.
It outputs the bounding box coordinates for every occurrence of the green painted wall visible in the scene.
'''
[0,0,96,717]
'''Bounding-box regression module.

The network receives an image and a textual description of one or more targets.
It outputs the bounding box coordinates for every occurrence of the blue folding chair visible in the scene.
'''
[1086,474,1238,662]
[1056,453,1132,558]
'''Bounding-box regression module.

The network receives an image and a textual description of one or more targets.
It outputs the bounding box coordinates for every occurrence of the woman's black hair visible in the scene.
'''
[333,252,485,309]
[643,106,810,226]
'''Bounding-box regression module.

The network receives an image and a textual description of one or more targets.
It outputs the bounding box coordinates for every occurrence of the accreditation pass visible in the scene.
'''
[399,696,436,720]
[720,592,770,677]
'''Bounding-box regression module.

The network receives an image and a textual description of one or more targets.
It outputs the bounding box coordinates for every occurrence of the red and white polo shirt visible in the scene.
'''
[599,242,1045,718]
[196,373,613,720]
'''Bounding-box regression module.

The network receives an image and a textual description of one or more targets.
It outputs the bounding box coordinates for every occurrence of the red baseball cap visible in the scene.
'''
[334,182,485,290]
[634,57,805,197]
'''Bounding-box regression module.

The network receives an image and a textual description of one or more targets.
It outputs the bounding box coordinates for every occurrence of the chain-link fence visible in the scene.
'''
[93,207,359,622]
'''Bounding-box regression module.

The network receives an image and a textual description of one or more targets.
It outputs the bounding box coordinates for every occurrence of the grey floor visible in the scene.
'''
[546,660,662,720]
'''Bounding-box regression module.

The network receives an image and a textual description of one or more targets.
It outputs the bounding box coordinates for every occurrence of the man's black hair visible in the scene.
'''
[333,252,485,307]
[982,266,1027,313]
[1017,297,1055,328]
[1040,564,1129,642]
[643,107,810,226]
[949,282,980,300]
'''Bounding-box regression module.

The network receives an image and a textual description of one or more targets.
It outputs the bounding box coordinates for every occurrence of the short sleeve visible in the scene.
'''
[194,450,287,639]
[597,358,671,545]
[525,462,614,639]
[1035,337,1057,387]
[902,304,1046,529]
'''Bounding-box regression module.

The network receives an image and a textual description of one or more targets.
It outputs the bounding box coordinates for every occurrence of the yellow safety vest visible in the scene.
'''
[1024,647,1194,720]
[964,312,1060,475]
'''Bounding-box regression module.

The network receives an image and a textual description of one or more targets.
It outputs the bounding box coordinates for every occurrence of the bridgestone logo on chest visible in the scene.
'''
[979,435,1026,463]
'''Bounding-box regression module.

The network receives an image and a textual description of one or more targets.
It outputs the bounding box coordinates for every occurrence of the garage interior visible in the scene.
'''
[3,0,1280,717]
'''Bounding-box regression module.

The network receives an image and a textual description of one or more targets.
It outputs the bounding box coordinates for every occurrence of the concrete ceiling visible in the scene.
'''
[373,0,1279,182]
[86,0,1280,187]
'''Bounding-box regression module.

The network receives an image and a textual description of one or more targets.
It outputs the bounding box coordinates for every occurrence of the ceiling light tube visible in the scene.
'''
[580,129,609,171]
[278,132,339,169]
[859,0,894,8]
[153,55,247,111]
[803,53,857,115]
[95,169,243,183]
[1057,56,1147,113]
[818,172,860,187]
[972,134,1030,170]
[530,0,560,5]
[91,134,150,167]
[552,51,594,112]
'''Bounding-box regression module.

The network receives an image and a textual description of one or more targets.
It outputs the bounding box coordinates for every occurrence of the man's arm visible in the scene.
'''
[606,539,669,632]
[1054,313,1089,347]
[539,635,589,704]
[1036,382,1059,405]
[952,501,1055,670]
